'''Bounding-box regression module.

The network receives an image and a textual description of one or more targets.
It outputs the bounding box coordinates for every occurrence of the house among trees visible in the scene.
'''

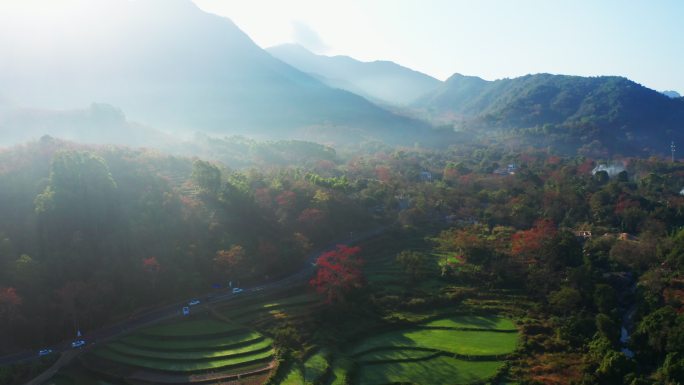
[493,163,517,176]
[618,232,637,241]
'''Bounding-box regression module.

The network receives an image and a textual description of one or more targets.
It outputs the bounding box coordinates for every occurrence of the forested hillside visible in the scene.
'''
[414,73,684,155]
[0,137,372,350]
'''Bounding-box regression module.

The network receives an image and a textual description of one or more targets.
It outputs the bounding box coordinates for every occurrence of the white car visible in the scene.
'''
[188,299,200,306]
[232,287,243,294]
[71,339,86,348]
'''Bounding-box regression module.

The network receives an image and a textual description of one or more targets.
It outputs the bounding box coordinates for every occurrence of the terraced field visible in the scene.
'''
[273,314,519,385]
[44,290,324,384]
[352,328,518,357]
[350,315,518,385]
[217,292,323,332]
[422,315,516,331]
[43,236,520,385]
[81,315,275,384]
[265,235,521,385]
[358,355,505,385]
[280,350,330,385]
[328,357,353,385]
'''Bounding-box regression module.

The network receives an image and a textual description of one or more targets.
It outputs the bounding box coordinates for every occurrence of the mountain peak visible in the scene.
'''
[0,0,427,143]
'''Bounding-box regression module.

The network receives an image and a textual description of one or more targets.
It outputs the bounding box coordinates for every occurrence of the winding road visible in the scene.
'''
[0,227,386,375]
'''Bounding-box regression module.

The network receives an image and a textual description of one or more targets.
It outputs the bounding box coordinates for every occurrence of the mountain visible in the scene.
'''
[267,44,441,106]
[663,90,682,98]
[0,0,432,145]
[414,73,684,155]
[0,103,174,148]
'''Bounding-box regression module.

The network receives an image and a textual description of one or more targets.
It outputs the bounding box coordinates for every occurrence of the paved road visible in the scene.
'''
[0,227,386,370]
[25,351,79,385]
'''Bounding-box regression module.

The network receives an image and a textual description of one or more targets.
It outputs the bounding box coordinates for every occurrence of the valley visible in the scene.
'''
[1,1,683,384]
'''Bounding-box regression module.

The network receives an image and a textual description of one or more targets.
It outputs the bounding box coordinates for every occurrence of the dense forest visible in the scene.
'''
[1,134,684,383]
[0,136,372,349]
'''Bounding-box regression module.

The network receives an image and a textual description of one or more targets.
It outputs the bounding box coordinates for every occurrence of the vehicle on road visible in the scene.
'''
[71,339,86,348]
[188,299,200,306]
[38,348,52,356]
[232,287,243,294]
[182,306,190,316]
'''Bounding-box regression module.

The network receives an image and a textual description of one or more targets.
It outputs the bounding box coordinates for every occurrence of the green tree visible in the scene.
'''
[659,352,684,383]
[596,313,620,345]
[633,306,678,356]
[595,351,634,384]
[191,159,221,195]
[548,286,582,315]
[395,250,430,283]
[34,151,118,250]
[594,284,618,315]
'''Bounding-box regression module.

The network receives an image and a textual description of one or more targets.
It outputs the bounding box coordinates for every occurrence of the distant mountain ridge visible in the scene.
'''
[663,90,682,98]
[0,0,433,145]
[267,44,442,106]
[0,104,173,148]
[414,73,684,155]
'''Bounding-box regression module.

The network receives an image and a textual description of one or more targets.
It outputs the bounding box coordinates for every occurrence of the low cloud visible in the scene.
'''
[592,163,625,177]
[291,21,329,54]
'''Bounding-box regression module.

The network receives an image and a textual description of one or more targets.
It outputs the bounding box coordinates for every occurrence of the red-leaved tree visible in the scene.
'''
[310,244,364,303]
[141,256,162,290]
[510,219,558,264]
[142,256,161,274]
[0,287,22,321]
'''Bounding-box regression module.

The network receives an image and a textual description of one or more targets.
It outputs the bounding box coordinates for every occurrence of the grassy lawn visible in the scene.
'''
[138,318,242,337]
[93,347,274,372]
[423,315,517,331]
[303,351,329,384]
[280,365,304,385]
[358,356,505,385]
[356,348,439,362]
[120,330,262,350]
[328,358,352,385]
[107,337,272,360]
[351,328,518,357]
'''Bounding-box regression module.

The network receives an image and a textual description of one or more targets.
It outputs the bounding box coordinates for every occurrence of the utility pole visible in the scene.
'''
[672,141,676,163]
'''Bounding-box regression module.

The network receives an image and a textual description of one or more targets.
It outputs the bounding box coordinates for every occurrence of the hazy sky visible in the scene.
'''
[193,0,684,93]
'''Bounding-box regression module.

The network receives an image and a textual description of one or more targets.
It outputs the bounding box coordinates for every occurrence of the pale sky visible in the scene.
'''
[192,0,684,94]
